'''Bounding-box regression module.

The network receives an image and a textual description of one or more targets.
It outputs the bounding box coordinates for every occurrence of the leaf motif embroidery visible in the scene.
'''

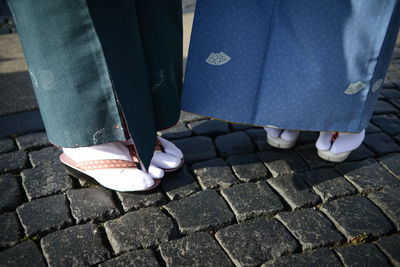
[344,81,366,95]
[205,52,231,66]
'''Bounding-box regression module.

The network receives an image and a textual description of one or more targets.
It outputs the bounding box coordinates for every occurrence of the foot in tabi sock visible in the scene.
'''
[264,127,300,149]
[316,129,365,162]
[60,142,162,191]
[151,137,184,172]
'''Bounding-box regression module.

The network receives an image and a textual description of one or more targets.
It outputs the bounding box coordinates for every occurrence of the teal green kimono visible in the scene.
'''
[8,0,183,169]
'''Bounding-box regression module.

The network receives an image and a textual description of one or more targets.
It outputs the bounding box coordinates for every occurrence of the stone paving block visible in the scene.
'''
[28,146,62,167]
[373,100,399,114]
[257,150,308,177]
[381,88,400,99]
[303,169,356,202]
[246,128,270,151]
[320,195,393,241]
[99,249,160,267]
[0,213,20,248]
[395,134,400,144]
[262,248,341,267]
[0,137,16,153]
[179,110,207,122]
[390,98,400,109]
[376,234,400,266]
[67,188,120,223]
[172,136,216,164]
[192,158,239,189]
[41,224,110,266]
[295,143,334,169]
[21,162,73,200]
[17,194,73,236]
[368,187,400,230]
[366,123,382,134]
[158,122,192,139]
[335,158,400,193]
[267,173,321,210]
[230,122,252,131]
[0,240,46,267]
[345,144,375,162]
[335,243,391,267]
[163,190,234,234]
[0,150,26,174]
[161,165,200,200]
[104,207,177,254]
[0,173,22,211]
[15,132,49,151]
[215,218,299,266]
[226,154,269,182]
[297,131,319,144]
[215,131,255,157]
[159,232,233,267]
[116,188,166,212]
[378,153,400,179]
[188,119,230,136]
[364,133,400,156]
[220,182,284,222]
[276,209,345,250]
[371,114,400,136]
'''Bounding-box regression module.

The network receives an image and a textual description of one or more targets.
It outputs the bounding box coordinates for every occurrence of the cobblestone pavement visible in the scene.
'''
[2,2,400,267]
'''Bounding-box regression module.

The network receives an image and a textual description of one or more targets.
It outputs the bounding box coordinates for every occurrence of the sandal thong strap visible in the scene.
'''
[155,138,163,151]
[75,159,137,171]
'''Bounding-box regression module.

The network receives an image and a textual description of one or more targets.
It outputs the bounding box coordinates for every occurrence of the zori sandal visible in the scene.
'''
[264,127,299,149]
[60,147,159,192]
[151,137,184,172]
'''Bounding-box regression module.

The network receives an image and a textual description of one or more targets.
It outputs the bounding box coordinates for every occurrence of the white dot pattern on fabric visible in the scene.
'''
[205,52,231,65]
[344,81,366,95]
[371,79,383,93]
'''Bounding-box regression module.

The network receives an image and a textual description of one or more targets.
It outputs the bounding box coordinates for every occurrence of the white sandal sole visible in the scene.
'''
[267,134,298,149]
[317,149,351,163]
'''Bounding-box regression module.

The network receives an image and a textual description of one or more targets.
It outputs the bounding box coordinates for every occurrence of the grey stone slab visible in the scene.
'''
[226,154,270,182]
[116,188,166,212]
[364,133,400,156]
[192,158,239,190]
[104,207,177,254]
[0,111,45,139]
[21,162,73,200]
[41,224,110,266]
[335,158,400,193]
[390,99,400,109]
[303,169,356,202]
[28,146,62,167]
[215,218,299,266]
[230,122,253,131]
[276,209,345,250]
[220,182,284,222]
[373,100,399,114]
[295,143,334,169]
[366,123,382,134]
[188,119,230,136]
[262,248,341,267]
[161,165,200,200]
[246,128,270,151]
[15,132,50,151]
[381,88,400,99]
[378,153,400,179]
[346,144,375,162]
[172,136,216,164]
[0,138,16,153]
[98,249,160,267]
[158,123,192,139]
[0,241,46,267]
[368,187,400,230]
[159,232,233,267]
[0,150,26,174]
[163,190,234,234]
[0,213,20,248]
[371,114,400,136]
[267,173,321,210]
[376,234,400,266]
[67,188,120,223]
[297,131,319,144]
[16,194,73,236]
[320,195,393,241]
[0,173,22,211]
[257,150,308,178]
[335,243,391,267]
[215,131,255,157]
[179,110,207,123]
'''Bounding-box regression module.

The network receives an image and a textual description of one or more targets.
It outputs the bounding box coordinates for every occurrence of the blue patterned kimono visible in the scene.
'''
[182,0,400,133]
